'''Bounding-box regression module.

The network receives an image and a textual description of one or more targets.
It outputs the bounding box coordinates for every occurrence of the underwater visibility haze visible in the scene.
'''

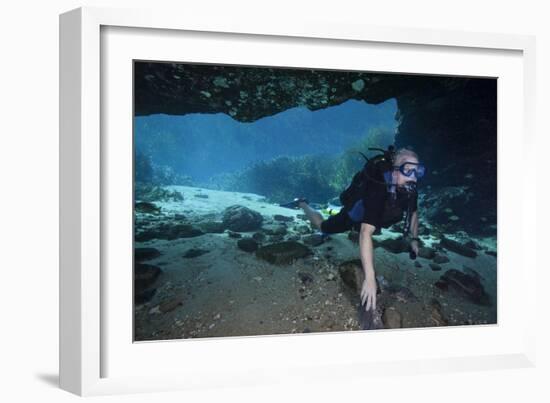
[133,61,497,341]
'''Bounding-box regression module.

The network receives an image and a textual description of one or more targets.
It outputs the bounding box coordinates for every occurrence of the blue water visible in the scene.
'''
[134,98,397,183]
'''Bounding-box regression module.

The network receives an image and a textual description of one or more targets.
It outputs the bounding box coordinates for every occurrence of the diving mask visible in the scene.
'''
[394,162,425,179]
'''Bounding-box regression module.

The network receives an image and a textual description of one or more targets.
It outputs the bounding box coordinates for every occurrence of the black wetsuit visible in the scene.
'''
[320,170,417,235]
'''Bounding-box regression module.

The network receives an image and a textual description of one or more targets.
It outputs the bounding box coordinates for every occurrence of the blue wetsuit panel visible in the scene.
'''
[347,199,364,222]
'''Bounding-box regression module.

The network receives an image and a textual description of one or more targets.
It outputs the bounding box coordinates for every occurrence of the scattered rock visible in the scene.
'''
[358,305,384,330]
[269,234,285,242]
[255,241,312,265]
[170,224,203,239]
[382,307,403,329]
[418,247,436,259]
[302,234,324,246]
[338,259,364,293]
[429,298,448,326]
[377,275,389,290]
[297,272,314,285]
[436,269,491,305]
[135,201,161,214]
[485,250,497,257]
[222,205,264,232]
[194,193,209,199]
[199,221,226,233]
[440,237,477,258]
[462,266,484,281]
[386,285,418,303]
[136,223,203,242]
[135,247,161,262]
[135,263,162,291]
[465,239,482,250]
[273,214,294,222]
[434,280,448,291]
[135,230,156,242]
[429,263,442,271]
[252,232,266,242]
[414,261,422,268]
[135,288,156,305]
[295,225,312,235]
[237,238,259,252]
[159,297,184,313]
[135,183,185,202]
[378,238,409,254]
[433,254,450,264]
[226,231,242,239]
[263,224,288,236]
[183,248,209,258]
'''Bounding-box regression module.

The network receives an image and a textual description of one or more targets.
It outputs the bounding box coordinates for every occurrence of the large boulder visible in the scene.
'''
[222,205,264,232]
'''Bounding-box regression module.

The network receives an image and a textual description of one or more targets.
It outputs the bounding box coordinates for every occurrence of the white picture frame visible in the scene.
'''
[59,6,537,397]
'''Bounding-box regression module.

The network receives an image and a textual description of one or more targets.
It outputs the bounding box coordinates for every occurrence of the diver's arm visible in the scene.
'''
[410,211,419,238]
[409,211,420,255]
[359,223,377,311]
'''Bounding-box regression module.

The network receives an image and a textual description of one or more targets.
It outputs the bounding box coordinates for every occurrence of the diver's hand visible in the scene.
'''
[360,275,377,312]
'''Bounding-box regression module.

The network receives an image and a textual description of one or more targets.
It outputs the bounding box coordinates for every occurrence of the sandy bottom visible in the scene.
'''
[134,186,497,341]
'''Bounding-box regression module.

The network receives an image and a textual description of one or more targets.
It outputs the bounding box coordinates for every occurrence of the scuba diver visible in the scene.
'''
[281,146,425,316]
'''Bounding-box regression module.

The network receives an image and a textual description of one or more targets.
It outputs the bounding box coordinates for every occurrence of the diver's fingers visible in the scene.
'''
[365,294,372,311]
[373,293,377,311]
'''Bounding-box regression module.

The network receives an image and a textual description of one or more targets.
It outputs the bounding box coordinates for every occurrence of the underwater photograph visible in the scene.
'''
[133,61,497,341]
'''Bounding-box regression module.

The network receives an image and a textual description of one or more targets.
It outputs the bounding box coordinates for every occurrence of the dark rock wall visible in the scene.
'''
[394,77,497,190]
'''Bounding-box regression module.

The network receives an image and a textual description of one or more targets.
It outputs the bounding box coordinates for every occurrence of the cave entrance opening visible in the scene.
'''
[134,98,398,197]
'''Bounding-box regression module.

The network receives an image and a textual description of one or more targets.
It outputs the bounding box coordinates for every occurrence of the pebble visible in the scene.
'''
[148,306,161,315]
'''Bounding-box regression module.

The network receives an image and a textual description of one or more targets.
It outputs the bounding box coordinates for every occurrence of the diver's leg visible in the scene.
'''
[298,201,323,230]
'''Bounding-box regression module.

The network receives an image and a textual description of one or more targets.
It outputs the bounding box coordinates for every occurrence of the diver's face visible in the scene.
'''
[393,157,420,187]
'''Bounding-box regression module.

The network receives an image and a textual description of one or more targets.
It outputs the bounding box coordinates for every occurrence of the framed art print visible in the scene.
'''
[60,7,537,396]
